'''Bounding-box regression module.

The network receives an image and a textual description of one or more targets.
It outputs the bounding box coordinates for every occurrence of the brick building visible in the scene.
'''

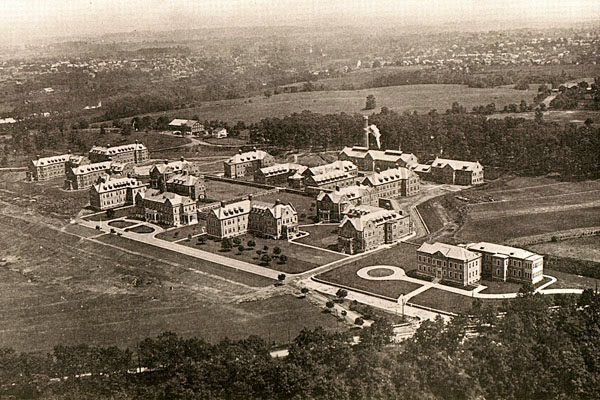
[89,176,147,211]
[168,119,204,135]
[165,174,205,201]
[338,207,409,254]
[316,185,377,222]
[429,158,484,185]
[248,200,298,239]
[65,161,131,190]
[28,154,85,181]
[466,242,544,284]
[416,242,482,287]
[88,141,149,164]
[339,147,418,171]
[224,149,275,179]
[254,163,305,185]
[135,189,198,227]
[205,199,252,238]
[149,159,191,190]
[361,167,420,198]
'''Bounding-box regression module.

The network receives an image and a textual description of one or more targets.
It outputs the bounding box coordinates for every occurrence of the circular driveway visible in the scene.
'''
[357,266,406,281]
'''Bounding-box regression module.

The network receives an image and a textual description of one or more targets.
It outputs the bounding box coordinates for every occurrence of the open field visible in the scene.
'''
[545,269,600,290]
[205,179,268,202]
[136,84,537,124]
[0,214,339,352]
[296,224,340,252]
[155,223,207,242]
[488,110,600,126]
[531,236,600,263]
[269,192,316,219]
[410,288,506,314]
[180,233,343,274]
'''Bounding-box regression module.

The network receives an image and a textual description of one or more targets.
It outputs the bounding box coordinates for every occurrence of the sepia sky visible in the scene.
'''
[0,0,598,44]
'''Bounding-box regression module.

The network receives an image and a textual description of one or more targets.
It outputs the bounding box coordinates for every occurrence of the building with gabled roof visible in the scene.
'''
[149,158,191,190]
[417,242,482,287]
[339,147,418,171]
[28,153,85,181]
[165,173,205,201]
[205,199,252,238]
[88,141,148,164]
[429,157,484,185]
[338,206,409,254]
[303,169,356,192]
[466,242,544,284]
[65,161,131,190]
[249,200,298,239]
[316,184,377,222]
[409,163,432,180]
[254,163,305,185]
[224,149,275,179]
[135,188,198,227]
[361,166,420,198]
[168,119,204,135]
[89,176,147,210]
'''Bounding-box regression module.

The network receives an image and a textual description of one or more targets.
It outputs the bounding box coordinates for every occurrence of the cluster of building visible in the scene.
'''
[410,157,484,186]
[168,118,228,138]
[416,241,544,286]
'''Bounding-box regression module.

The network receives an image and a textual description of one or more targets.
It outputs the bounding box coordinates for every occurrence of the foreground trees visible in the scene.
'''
[2,291,600,399]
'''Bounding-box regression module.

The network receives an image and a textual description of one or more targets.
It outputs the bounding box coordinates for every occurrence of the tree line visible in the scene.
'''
[1,290,599,399]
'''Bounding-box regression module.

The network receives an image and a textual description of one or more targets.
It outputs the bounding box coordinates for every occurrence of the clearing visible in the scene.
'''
[530,236,600,263]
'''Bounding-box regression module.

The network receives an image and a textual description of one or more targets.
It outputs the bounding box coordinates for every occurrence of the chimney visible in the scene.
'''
[180,156,185,162]
[135,139,138,144]
[253,146,257,151]
[106,144,110,148]
[248,194,253,201]
[275,199,281,205]
[335,185,340,192]
[238,149,243,154]
[363,115,369,148]
[36,154,40,160]
[220,201,225,208]
[164,159,169,165]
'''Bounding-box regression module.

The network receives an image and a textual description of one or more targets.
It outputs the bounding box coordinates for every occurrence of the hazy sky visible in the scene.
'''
[0,0,598,44]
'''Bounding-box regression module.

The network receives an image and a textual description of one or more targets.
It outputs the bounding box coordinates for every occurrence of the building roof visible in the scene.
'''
[317,184,372,203]
[339,146,369,159]
[169,119,200,127]
[226,150,271,165]
[366,149,418,165]
[251,201,297,219]
[209,200,252,220]
[258,163,302,177]
[361,167,416,186]
[307,160,357,176]
[92,176,145,194]
[339,207,402,231]
[166,174,201,186]
[139,188,195,207]
[89,142,147,156]
[151,160,190,175]
[431,157,482,172]
[31,154,73,167]
[71,161,114,175]
[410,163,432,173]
[309,170,353,185]
[417,242,481,261]
[466,242,543,261]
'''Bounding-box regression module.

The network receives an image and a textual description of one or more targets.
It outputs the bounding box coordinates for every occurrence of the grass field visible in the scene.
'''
[205,180,269,202]
[0,215,338,352]
[269,192,316,218]
[545,269,600,290]
[410,288,505,314]
[531,236,600,263]
[136,84,538,124]
[155,223,207,242]
[296,224,340,252]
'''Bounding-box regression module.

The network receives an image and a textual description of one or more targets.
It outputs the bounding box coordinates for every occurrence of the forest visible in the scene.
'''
[0,290,598,399]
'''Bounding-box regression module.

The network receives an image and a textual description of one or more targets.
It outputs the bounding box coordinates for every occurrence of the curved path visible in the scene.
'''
[355,265,583,300]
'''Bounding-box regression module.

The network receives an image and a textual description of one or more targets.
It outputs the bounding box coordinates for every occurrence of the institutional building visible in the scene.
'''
[316,185,377,222]
[65,161,131,190]
[165,174,205,201]
[88,142,149,164]
[292,160,358,191]
[205,198,298,240]
[416,242,482,287]
[168,119,204,135]
[135,189,198,227]
[339,147,418,171]
[224,149,275,179]
[361,167,420,198]
[338,206,409,254]
[429,158,484,185]
[28,153,85,181]
[466,242,544,284]
[89,176,147,211]
[254,163,305,185]
[149,159,191,190]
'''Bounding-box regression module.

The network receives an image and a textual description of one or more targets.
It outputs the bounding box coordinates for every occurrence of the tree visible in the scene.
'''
[260,254,272,265]
[233,237,242,246]
[301,288,309,294]
[277,273,286,282]
[273,247,281,256]
[535,109,544,123]
[247,240,256,248]
[187,234,192,241]
[263,245,269,252]
[336,289,348,300]
[278,254,287,264]
[237,245,245,253]
[325,301,335,312]
[355,317,364,326]
[221,238,232,252]
[365,94,376,110]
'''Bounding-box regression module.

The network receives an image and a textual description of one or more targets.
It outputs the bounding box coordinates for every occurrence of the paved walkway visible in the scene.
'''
[77,218,281,280]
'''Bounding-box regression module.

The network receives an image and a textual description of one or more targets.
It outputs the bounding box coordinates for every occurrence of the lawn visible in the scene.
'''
[205,179,269,202]
[62,223,103,238]
[95,233,274,287]
[546,269,600,290]
[133,83,538,124]
[456,206,600,243]
[0,215,340,353]
[416,200,446,234]
[108,220,137,229]
[531,236,600,263]
[296,224,340,252]
[270,191,316,219]
[410,288,505,315]
[83,206,136,221]
[478,277,552,294]
[125,225,155,234]
[155,223,207,242]
[180,233,343,274]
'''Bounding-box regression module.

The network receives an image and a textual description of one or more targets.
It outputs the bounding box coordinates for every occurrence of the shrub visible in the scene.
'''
[233,237,242,245]
[261,254,272,265]
[248,240,256,248]
[277,273,286,282]
[279,254,288,264]
[273,247,282,255]
[238,245,245,253]
[301,288,309,294]
[326,301,335,309]
[355,317,364,326]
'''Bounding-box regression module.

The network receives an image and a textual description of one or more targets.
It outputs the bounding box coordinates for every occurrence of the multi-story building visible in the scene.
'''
[416,242,482,287]
[429,158,484,185]
[254,163,305,185]
[65,161,131,190]
[339,147,418,171]
[303,170,357,192]
[28,154,85,181]
[361,167,420,198]
[409,164,432,180]
[249,200,298,239]
[89,176,147,211]
[205,199,252,238]
[88,141,149,164]
[224,149,275,179]
[135,188,198,227]
[168,119,204,135]
[316,185,377,222]
[165,173,205,201]
[149,159,191,190]
[338,207,409,254]
[466,242,544,284]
